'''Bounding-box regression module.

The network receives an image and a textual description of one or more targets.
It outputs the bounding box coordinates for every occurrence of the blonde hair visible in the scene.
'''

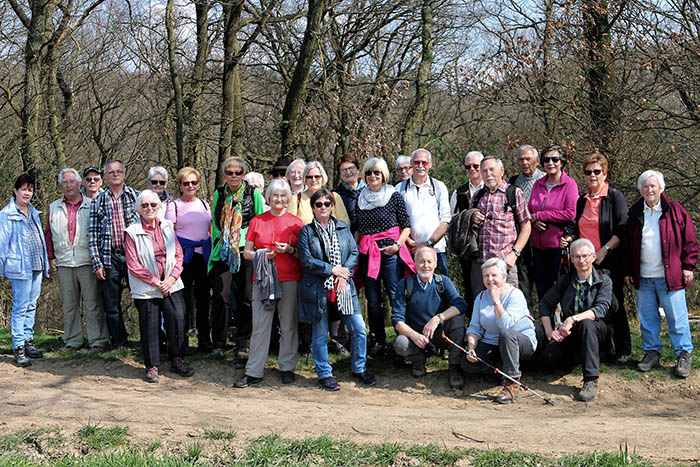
[362,157,391,185]
[175,167,201,186]
[221,157,248,174]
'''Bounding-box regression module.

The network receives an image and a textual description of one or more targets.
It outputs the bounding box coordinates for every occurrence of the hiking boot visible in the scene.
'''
[89,346,106,353]
[233,374,263,388]
[613,354,631,365]
[60,345,80,354]
[329,341,350,356]
[281,371,296,384]
[319,376,341,391]
[145,367,159,383]
[411,362,427,378]
[13,345,31,368]
[448,364,464,390]
[210,348,224,358]
[24,340,43,358]
[675,351,692,378]
[352,371,377,386]
[170,357,194,377]
[637,350,660,372]
[575,379,598,402]
[494,379,520,404]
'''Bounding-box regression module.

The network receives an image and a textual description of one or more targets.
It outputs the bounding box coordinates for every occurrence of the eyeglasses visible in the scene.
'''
[397,166,412,173]
[365,170,382,177]
[181,180,198,187]
[465,164,480,170]
[107,170,124,175]
[306,174,322,180]
[225,169,244,176]
[314,201,332,208]
[84,176,101,182]
[584,169,603,176]
[150,180,166,186]
[413,160,429,166]
[141,202,159,210]
[340,167,356,173]
[60,179,78,184]
[542,156,561,164]
[572,252,594,261]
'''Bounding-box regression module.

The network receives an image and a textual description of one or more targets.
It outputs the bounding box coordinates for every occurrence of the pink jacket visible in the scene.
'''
[528,171,579,250]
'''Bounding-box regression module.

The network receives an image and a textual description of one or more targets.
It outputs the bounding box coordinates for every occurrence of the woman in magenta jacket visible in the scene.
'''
[527,145,579,298]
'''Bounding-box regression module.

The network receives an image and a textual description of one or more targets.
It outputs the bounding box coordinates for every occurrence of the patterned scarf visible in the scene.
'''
[313,218,353,315]
[219,182,246,273]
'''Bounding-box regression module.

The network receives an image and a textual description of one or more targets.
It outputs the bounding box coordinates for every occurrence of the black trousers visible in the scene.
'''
[210,260,252,348]
[515,243,536,314]
[135,290,186,368]
[458,257,475,321]
[540,319,610,380]
[181,253,211,345]
[600,259,631,357]
[533,247,564,299]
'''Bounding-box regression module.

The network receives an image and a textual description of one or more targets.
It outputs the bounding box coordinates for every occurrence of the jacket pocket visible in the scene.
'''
[5,254,22,275]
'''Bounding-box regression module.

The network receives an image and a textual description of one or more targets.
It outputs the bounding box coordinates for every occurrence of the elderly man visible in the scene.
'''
[89,160,140,348]
[508,145,545,310]
[392,246,467,389]
[81,167,103,199]
[539,238,613,402]
[399,148,452,274]
[624,170,698,378]
[394,155,412,184]
[45,169,109,352]
[470,156,531,294]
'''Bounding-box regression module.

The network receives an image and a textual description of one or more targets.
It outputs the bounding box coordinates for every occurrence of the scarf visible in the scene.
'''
[313,218,353,315]
[219,182,246,273]
[358,184,396,210]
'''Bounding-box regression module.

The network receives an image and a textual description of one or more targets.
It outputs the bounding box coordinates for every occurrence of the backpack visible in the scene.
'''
[400,177,444,211]
[404,273,446,301]
[471,183,521,233]
[447,208,480,260]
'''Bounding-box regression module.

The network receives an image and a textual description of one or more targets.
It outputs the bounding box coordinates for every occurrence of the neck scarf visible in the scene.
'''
[358,184,395,210]
[313,218,353,315]
[219,182,246,273]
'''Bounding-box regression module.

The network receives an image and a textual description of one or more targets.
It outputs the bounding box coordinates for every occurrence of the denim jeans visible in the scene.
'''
[436,252,449,275]
[10,271,43,348]
[364,252,401,346]
[311,311,367,379]
[102,254,129,347]
[637,277,693,356]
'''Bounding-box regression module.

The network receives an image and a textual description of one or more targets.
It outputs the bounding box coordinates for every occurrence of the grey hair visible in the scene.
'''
[244,172,265,190]
[104,160,126,176]
[395,155,411,169]
[570,238,595,255]
[464,151,484,165]
[136,189,160,213]
[147,166,168,182]
[303,161,329,186]
[265,178,292,203]
[58,168,81,184]
[410,148,432,162]
[481,257,508,277]
[637,170,665,193]
[285,158,306,178]
[414,244,438,261]
[481,156,504,170]
[516,144,539,160]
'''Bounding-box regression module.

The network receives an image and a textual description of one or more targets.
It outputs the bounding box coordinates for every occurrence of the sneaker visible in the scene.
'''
[89,346,106,353]
[448,364,464,390]
[24,340,43,358]
[281,371,296,384]
[60,345,80,354]
[575,379,598,402]
[329,341,350,356]
[13,345,31,368]
[236,346,250,360]
[145,367,159,383]
[170,357,195,377]
[411,362,427,378]
[637,350,661,372]
[494,379,520,404]
[319,376,341,391]
[675,351,692,378]
[352,371,377,386]
[234,375,263,388]
[210,348,224,358]
[613,354,631,365]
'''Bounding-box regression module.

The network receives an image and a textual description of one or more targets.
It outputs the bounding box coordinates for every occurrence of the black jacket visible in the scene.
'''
[539,268,613,323]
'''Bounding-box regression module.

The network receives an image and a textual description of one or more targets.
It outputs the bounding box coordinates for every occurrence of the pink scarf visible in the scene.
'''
[357,226,416,279]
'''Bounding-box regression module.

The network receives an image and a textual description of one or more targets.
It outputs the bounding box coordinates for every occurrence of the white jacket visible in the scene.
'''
[49,196,92,267]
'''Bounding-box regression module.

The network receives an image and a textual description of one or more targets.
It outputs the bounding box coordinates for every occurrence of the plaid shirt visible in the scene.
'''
[23,212,45,271]
[574,274,593,314]
[473,180,530,263]
[89,185,140,271]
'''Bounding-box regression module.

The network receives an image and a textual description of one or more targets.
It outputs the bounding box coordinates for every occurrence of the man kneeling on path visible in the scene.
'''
[392,246,467,389]
[539,238,613,402]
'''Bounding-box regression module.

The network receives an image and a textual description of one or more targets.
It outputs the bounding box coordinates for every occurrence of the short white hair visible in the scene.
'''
[464,151,484,165]
[147,166,168,181]
[265,178,292,203]
[104,160,126,176]
[481,257,507,277]
[362,157,391,185]
[570,238,595,255]
[516,144,539,160]
[395,155,411,169]
[58,168,81,184]
[481,156,504,170]
[244,172,265,190]
[136,189,160,214]
[414,245,437,262]
[285,158,306,178]
[637,170,665,193]
[303,161,329,186]
[410,148,432,162]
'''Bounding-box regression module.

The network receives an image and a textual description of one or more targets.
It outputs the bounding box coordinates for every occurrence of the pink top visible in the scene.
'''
[124,219,184,287]
[165,198,211,254]
[357,226,416,279]
[578,182,608,251]
[528,171,579,250]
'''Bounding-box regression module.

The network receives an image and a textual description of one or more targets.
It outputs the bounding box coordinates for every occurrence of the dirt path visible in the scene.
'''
[1,355,699,465]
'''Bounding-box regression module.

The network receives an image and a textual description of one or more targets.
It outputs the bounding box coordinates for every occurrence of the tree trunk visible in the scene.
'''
[166,0,185,169]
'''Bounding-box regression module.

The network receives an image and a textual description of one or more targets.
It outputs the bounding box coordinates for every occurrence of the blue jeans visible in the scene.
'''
[637,277,693,356]
[364,252,401,346]
[102,254,129,347]
[436,252,449,276]
[311,311,367,379]
[10,271,43,348]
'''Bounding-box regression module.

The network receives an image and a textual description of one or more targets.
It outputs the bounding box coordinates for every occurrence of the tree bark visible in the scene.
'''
[166,0,185,169]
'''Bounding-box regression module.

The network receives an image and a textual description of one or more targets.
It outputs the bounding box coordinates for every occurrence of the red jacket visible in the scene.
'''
[624,193,698,291]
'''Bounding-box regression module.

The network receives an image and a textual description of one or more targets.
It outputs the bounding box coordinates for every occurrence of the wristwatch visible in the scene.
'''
[512,248,521,257]
[427,239,434,247]
[572,315,579,324]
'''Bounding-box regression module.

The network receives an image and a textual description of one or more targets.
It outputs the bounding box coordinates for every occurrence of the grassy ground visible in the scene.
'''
[0,424,654,466]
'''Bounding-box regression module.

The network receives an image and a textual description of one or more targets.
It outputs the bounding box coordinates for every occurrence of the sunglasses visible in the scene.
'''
[465,164,480,170]
[584,169,603,176]
[181,180,198,186]
[225,169,244,176]
[365,170,382,177]
[413,160,429,166]
[314,201,332,208]
[306,174,322,180]
[150,180,166,186]
[542,156,561,164]
[84,176,101,182]
[141,202,159,209]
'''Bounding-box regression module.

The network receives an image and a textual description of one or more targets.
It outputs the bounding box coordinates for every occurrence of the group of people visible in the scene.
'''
[0,146,695,403]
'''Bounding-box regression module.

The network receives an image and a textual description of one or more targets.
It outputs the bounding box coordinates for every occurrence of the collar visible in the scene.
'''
[342,180,366,192]
[643,200,662,214]
[62,194,84,206]
[586,181,609,199]
[416,273,433,287]
[469,180,484,191]
[142,218,161,232]
[408,175,430,189]
[576,272,594,286]
[488,180,508,193]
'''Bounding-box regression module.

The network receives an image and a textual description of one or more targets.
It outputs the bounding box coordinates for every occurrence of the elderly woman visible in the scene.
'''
[334,154,366,234]
[356,157,414,352]
[288,161,350,225]
[528,145,578,298]
[234,179,303,388]
[461,258,537,404]
[147,166,172,219]
[245,172,270,212]
[0,173,49,367]
[165,167,213,352]
[394,155,412,184]
[624,170,698,378]
[285,158,307,195]
[560,153,630,363]
[208,157,265,358]
[125,189,194,382]
[298,189,376,390]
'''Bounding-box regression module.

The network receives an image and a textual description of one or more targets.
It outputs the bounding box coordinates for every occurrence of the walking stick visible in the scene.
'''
[441,331,555,406]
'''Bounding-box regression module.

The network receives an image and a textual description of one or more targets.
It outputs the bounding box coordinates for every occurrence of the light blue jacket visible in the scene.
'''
[0,197,50,280]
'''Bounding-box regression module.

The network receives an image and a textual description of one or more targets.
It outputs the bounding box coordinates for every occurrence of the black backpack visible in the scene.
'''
[404,273,446,301]
[470,184,521,233]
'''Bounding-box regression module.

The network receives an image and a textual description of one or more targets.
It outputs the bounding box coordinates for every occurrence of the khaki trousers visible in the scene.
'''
[57,265,109,348]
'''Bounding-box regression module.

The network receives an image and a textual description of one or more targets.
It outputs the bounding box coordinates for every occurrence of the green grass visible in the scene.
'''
[76,424,129,451]
[201,428,236,441]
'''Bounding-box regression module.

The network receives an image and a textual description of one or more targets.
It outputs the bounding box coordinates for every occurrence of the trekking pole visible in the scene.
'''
[441,331,555,406]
